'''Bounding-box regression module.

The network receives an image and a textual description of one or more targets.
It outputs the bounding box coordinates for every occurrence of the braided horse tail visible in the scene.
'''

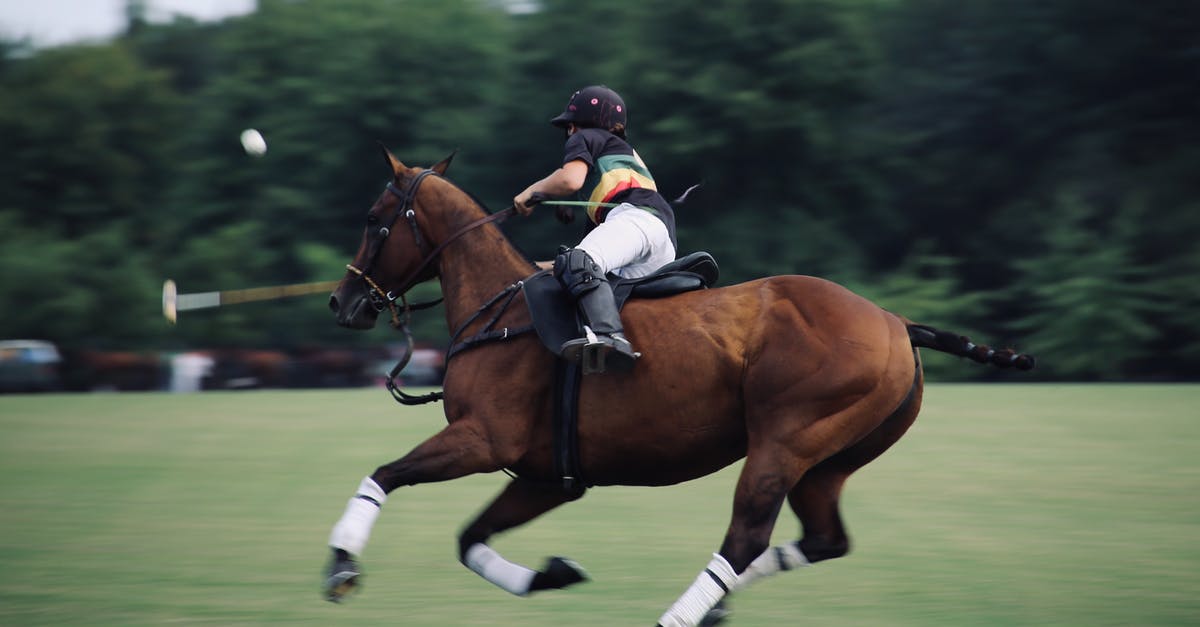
[907,323,1036,371]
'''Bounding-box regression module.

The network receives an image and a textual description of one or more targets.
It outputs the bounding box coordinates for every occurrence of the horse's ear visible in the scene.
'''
[377,141,406,177]
[431,149,458,176]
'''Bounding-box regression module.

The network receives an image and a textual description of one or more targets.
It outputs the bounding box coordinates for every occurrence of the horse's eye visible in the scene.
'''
[366,214,379,226]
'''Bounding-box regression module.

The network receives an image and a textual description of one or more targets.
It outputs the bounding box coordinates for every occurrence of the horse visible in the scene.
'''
[323,147,1034,626]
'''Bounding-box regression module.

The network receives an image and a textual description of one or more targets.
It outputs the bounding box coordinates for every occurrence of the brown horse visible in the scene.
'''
[323,149,1034,626]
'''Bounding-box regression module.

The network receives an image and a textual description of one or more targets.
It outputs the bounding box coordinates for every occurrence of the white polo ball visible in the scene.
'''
[240,128,267,156]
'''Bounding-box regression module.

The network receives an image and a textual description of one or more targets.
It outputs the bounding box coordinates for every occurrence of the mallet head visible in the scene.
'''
[162,279,178,324]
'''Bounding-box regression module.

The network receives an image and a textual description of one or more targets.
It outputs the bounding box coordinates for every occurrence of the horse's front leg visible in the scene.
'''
[323,419,506,602]
[458,477,588,596]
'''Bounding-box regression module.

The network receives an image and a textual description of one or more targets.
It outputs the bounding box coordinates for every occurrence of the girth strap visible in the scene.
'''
[553,360,585,494]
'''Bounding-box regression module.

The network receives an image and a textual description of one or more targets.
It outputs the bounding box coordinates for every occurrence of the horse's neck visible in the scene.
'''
[432,201,532,333]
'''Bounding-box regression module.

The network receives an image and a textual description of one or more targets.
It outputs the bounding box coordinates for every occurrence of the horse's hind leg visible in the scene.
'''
[689,462,855,625]
[695,371,924,625]
[733,372,924,593]
[457,478,589,596]
[323,419,512,602]
[664,383,921,627]
[658,446,803,627]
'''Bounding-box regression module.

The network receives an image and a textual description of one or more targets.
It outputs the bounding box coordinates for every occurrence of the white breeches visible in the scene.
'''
[576,203,675,279]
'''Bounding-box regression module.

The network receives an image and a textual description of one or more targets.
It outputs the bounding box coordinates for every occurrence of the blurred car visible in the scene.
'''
[0,340,62,393]
[373,347,444,387]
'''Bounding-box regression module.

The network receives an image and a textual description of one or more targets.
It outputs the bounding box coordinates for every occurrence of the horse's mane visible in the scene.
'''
[435,173,539,270]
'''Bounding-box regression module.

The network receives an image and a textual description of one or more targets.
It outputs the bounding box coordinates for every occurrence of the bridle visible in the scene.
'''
[346,169,515,325]
[343,168,516,404]
[345,169,437,326]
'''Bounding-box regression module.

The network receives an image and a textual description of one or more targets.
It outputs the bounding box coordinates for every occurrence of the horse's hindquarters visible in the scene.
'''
[572,277,919,486]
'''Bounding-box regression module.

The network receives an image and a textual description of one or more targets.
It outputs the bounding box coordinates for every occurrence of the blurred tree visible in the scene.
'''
[0,43,181,241]
[845,245,995,380]
[126,16,222,94]
[0,42,181,349]
[1157,239,1200,377]
[148,0,515,347]
[874,0,1200,275]
[164,0,514,275]
[502,0,888,278]
[0,215,163,347]
[123,0,149,37]
[697,206,868,285]
[1,0,1195,380]
[619,0,891,277]
[1009,192,1163,380]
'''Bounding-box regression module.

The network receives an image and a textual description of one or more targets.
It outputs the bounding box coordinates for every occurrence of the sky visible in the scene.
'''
[0,0,255,47]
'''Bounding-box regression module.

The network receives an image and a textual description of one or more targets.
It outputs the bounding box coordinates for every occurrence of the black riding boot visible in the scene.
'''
[554,248,639,374]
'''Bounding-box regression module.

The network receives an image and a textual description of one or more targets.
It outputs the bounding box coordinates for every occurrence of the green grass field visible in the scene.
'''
[1,385,1197,626]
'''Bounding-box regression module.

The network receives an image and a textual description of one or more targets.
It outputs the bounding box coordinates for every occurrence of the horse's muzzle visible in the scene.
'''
[329,287,379,330]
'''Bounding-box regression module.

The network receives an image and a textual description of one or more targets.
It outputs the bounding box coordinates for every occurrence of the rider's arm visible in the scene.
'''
[514,159,588,215]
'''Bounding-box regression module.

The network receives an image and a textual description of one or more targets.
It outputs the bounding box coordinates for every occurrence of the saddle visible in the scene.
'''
[521,251,719,493]
[522,251,719,355]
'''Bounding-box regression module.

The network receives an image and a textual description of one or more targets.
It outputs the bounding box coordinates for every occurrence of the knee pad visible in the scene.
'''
[553,248,605,297]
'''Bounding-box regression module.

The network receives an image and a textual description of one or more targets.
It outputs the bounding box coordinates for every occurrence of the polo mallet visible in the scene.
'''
[162,278,341,324]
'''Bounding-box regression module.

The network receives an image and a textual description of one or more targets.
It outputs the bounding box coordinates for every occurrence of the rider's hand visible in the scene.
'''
[514,189,536,216]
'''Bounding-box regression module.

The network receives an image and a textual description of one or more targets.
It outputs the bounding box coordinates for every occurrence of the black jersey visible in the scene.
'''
[562,128,676,247]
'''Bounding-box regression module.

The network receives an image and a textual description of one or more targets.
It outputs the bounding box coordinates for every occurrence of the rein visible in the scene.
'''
[380,181,518,309]
[384,278,535,406]
[344,168,519,405]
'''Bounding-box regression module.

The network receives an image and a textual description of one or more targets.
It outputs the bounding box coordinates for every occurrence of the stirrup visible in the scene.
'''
[560,326,639,375]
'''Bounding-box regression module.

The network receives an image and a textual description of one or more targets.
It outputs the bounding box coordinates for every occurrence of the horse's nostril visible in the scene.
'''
[329,295,339,313]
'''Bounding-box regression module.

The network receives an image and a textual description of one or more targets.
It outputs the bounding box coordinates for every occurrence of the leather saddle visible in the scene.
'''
[522,251,719,357]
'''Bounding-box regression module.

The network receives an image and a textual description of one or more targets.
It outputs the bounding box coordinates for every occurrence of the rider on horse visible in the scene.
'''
[514,85,677,373]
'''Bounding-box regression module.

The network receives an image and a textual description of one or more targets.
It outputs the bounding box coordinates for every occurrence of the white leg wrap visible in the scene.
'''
[657,554,738,627]
[733,543,809,591]
[463,542,537,597]
[328,477,388,557]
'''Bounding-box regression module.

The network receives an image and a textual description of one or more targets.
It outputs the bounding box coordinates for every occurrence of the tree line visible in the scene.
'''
[1,0,1196,381]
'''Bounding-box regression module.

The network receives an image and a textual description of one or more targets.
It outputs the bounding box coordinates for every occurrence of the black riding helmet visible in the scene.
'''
[550,85,627,137]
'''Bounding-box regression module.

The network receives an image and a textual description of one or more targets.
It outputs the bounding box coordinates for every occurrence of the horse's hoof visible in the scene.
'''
[699,599,731,626]
[324,549,361,603]
[528,556,589,592]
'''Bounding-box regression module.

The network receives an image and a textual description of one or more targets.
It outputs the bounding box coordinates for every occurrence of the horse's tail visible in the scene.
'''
[906,323,1036,371]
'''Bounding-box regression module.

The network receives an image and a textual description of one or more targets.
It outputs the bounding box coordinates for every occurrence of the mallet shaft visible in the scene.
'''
[163,279,340,323]
[200,281,340,308]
